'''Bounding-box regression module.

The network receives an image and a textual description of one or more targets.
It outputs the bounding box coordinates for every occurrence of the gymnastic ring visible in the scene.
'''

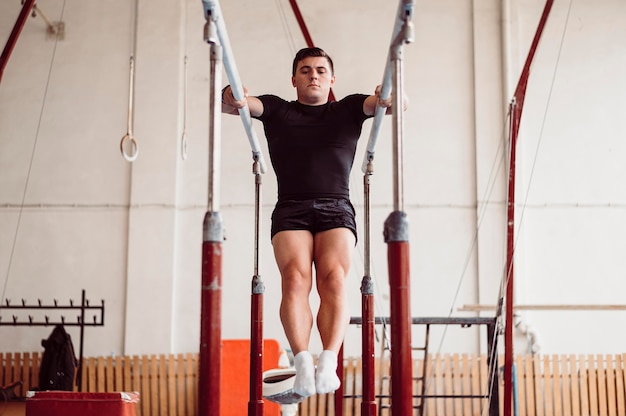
[120,133,138,162]
[181,131,188,160]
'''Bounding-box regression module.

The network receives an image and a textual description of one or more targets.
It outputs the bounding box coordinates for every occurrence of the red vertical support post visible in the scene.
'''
[384,214,412,415]
[503,2,553,415]
[199,15,223,416]
[0,0,36,83]
[361,166,377,416]
[199,222,223,416]
[201,2,269,413]
[385,15,413,415]
[335,346,344,416]
[249,280,263,416]
[249,160,265,416]
[504,100,517,416]
[360,284,377,416]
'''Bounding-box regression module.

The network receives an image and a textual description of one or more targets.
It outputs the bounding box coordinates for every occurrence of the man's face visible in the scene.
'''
[292,56,335,105]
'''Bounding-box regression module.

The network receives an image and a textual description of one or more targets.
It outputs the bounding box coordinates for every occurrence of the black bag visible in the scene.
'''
[38,325,78,391]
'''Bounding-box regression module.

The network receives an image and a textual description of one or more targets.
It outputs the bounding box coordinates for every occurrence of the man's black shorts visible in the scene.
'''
[271,198,357,241]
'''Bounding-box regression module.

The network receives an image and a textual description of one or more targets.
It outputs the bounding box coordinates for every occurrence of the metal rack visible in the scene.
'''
[0,289,105,389]
[342,316,499,416]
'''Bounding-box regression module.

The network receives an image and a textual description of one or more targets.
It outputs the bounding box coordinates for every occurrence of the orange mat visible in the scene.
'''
[221,339,282,416]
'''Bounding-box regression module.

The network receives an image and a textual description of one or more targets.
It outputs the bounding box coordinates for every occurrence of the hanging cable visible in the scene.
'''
[409,106,513,414]
[1,0,68,307]
[119,0,139,162]
[413,2,574,413]
[441,0,571,346]
[119,56,138,161]
[497,0,574,330]
[508,0,574,278]
[487,3,573,415]
[274,0,298,56]
[180,57,188,160]
[180,0,189,161]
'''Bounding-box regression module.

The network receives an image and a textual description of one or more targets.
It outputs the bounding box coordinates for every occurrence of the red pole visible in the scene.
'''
[503,1,554,415]
[361,169,377,416]
[504,102,517,416]
[385,15,412,413]
[335,347,344,416]
[199,217,223,416]
[199,18,223,415]
[385,229,412,416]
[0,0,36,83]
[249,164,264,416]
[361,288,377,415]
[249,283,264,415]
[287,0,314,49]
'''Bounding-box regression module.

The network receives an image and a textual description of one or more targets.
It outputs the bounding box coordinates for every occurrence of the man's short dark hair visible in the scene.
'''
[292,47,334,76]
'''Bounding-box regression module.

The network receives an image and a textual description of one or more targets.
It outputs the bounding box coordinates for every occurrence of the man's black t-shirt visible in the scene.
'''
[253,94,372,201]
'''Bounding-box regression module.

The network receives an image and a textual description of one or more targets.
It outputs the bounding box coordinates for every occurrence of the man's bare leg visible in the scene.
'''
[272,230,316,397]
[313,228,354,393]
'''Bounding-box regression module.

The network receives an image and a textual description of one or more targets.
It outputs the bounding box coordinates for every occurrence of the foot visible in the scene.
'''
[293,351,316,397]
[315,350,340,394]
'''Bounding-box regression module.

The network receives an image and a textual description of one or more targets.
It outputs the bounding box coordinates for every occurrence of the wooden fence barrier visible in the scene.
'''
[2,352,625,416]
[0,352,40,398]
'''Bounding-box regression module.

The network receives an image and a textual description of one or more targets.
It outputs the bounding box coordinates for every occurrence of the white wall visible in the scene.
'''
[1,0,624,359]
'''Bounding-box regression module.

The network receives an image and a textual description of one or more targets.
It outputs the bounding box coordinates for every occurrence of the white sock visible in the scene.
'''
[293,351,316,397]
[315,350,340,394]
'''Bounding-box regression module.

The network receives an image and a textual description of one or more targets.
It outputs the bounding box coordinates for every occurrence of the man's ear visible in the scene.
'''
[292,76,296,87]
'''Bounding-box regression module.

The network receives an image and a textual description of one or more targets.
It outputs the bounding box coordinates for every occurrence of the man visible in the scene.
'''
[222,47,406,398]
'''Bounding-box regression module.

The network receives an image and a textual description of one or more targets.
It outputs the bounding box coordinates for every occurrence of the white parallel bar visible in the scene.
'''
[202,0,268,174]
[361,0,415,173]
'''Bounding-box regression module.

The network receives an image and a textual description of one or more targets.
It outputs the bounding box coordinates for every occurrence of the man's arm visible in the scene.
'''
[363,85,409,116]
[221,85,264,117]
